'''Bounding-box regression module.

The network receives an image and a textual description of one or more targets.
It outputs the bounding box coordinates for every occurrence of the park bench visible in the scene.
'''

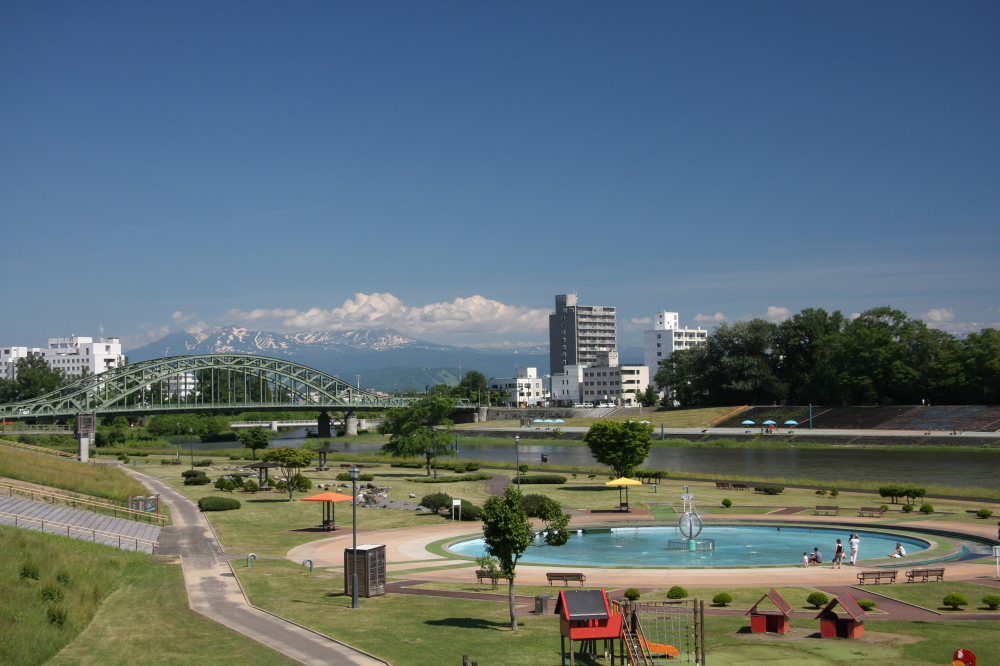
[475,570,509,585]
[732,483,748,491]
[716,482,731,489]
[906,568,945,583]
[546,572,587,586]
[857,506,885,517]
[857,570,897,585]
[814,505,840,515]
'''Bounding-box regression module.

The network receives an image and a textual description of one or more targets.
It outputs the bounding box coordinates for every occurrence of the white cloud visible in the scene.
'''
[630,317,652,325]
[183,321,210,335]
[224,293,551,336]
[693,312,727,322]
[120,324,171,350]
[171,311,197,323]
[764,306,792,323]
[922,308,955,323]
[850,312,861,320]
[456,341,550,349]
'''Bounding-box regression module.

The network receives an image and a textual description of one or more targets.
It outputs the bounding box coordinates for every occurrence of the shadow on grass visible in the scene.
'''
[559,486,617,492]
[246,498,294,503]
[425,617,512,630]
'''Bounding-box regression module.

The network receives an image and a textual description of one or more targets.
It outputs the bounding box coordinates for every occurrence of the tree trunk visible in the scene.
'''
[425,452,432,476]
[508,579,517,631]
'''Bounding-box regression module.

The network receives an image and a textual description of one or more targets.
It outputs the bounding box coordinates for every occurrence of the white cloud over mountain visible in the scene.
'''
[224,293,551,337]
[693,312,727,322]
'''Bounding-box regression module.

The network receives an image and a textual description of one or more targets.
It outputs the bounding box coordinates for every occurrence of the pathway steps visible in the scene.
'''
[0,495,160,553]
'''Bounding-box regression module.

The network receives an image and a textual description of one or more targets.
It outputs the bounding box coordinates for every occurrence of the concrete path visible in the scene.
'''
[126,470,387,666]
[0,495,160,553]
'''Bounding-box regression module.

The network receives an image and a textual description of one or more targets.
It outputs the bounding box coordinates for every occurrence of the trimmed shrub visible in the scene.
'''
[880,504,890,512]
[420,492,453,513]
[857,599,877,611]
[815,489,826,496]
[390,461,424,469]
[666,586,688,600]
[198,496,241,512]
[243,479,259,493]
[272,479,288,492]
[521,494,547,517]
[160,459,173,465]
[40,585,64,602]
[721,498,732,509]
[214,478,236,492]
[415,474,493,483]
[902,504,914,513]
[465,465,480,472]
[982,594,1000,610]
[459,499,482,521]
[194,459,213,467]
[336,473,374,482]
[47,606,67,627]
[181,469,203,478]
[518,464,530,474]
[807,592,829,608]
[753,485,785,495]
[290,473,312,492]
[624,588,641,602]
[829,487,839,498]
[231,474,244,488]
[976,508,993,519]
[184,474,211,486]
[229,454,242,461]
[712,592,733,607]
[518,475,567,485]
[942,593,968,610]
[20,563,40,580]
[919,503,934,514]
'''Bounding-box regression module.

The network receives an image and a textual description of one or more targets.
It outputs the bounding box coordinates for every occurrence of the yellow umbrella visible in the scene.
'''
[605,477,642,511]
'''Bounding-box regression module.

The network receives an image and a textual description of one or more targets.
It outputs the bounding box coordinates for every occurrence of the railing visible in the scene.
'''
[0,509,159,550]
[0,438,78,459]
[0,481,168,525]
[0,423,73,433]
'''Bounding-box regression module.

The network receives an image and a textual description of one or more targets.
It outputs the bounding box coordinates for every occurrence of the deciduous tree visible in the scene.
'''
[583,421,653,479]
[261,446,313,500]
[480,486,533,631]
[378,394,455,474]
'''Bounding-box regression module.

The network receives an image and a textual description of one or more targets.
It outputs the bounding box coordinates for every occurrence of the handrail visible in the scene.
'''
[0,438,77,459]
[0,481,168,525]
[0,509,159,550]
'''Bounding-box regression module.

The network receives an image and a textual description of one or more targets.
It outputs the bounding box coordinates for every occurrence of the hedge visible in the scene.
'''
[336,473,374,482]
[517,475,567,485]
[753,484,785,495]
[198,496,241,511]
[414,474,493,483]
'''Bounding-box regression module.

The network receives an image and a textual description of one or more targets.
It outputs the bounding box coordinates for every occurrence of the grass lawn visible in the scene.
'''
[855,581,1000,613]
[459,406,740,430]
[0,444,148,503]
[643,586,823,610]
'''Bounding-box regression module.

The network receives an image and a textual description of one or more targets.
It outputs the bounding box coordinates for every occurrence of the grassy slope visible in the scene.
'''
[0,444,148,502]
[856,581,1000,613]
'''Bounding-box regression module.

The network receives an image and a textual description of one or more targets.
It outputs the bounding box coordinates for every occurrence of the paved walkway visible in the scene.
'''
[126,469,386,666]
[0,495,160,553]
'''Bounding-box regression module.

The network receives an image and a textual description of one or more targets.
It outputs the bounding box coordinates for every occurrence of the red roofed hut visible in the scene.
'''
[555,589,623,666]
[746,588,792,634]
[300,491,353,531]
[815,594,869,639]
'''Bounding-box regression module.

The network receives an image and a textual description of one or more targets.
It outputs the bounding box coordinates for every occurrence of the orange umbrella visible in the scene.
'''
[301,491,353,530]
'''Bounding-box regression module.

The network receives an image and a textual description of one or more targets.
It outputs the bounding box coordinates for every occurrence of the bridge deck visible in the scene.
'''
[0,495,160,553]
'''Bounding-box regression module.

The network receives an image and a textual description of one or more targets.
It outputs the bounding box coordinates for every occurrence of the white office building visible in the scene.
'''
[488,367,550,407]
[548,364,585,407]
[1,336,125,380]
[644,312,708,381]
[578,351,650,406]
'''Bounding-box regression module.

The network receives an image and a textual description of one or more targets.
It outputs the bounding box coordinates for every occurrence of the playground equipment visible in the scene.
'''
[556,589,705,665]
[668,487,715,552]
[815,594,869,639]
[747,589,792,634]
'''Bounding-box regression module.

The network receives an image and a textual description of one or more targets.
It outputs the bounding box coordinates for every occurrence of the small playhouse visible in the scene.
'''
[815,594,869,639]
[747,588,793,634]
[555,589,623,666]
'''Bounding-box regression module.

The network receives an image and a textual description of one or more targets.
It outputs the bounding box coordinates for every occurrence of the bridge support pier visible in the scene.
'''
[476,407,488,423]
[317,412,332,438]
[269,421,279,432]
[74,413,96,464]
[345,412,358,437]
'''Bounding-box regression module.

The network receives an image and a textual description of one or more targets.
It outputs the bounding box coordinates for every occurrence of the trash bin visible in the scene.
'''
[535,594,553,614]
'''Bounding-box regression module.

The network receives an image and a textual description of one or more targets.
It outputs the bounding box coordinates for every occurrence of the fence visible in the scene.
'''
[0,509,159,551]
[612,599,706,664]
[0,481,168,525]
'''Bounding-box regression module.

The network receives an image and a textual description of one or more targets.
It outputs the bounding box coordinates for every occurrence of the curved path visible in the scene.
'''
[127,469,386,666]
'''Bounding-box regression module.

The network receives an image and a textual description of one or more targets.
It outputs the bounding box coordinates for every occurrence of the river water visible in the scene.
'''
[175,429,1000,489]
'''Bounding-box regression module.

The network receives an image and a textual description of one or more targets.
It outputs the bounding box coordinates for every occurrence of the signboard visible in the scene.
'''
[129,495,159,514]
[452,498,462,521]
[681,494,694,502]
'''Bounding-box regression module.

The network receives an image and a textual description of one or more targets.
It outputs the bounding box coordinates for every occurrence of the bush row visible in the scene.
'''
[198,496,241,511]
[516,475,567,485]
[414,474,493,484]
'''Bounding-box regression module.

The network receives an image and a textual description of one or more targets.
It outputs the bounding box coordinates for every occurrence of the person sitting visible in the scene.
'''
[888,542,906,558]
[808,547,823,564]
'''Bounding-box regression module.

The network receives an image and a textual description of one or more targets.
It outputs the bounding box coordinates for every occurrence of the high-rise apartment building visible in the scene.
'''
[548,294,617,375]
[644,311,707,383]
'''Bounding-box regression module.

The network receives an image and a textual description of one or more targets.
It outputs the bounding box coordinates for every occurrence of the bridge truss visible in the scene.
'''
[0,354,460,420]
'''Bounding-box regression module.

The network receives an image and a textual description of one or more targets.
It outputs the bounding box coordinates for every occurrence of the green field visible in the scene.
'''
[0,443,149,502]
[855,581,1000,613]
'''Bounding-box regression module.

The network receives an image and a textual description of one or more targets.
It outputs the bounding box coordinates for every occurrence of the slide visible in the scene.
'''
[637,636,680,658]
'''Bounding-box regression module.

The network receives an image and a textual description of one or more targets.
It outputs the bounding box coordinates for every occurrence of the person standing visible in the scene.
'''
[849,534,860,565]
[803,552,810,568]
[833,539,845,569]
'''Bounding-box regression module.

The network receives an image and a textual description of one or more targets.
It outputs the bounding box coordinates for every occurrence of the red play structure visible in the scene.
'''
[556,589,623,665]
[746,588,792,634]
[815,594,869,639]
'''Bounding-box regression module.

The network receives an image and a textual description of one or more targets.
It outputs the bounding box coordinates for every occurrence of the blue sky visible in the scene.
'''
[2,1,998,350]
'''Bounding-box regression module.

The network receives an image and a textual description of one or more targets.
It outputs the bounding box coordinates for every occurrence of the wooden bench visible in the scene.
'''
[715,482,731,489]
[475,570,508,585]
[813,505,840,515]
[857,506,885,517]
[732,483,748,491]
[906,568,945,583]
[546,572,587,586]
[857,570,897,585]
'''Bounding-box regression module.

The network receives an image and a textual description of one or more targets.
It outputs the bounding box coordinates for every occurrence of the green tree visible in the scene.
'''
[535,496,572,546]
[378,395,455,475]
[773,308,847,404]
[480,486,533,631]
[583,420,653,479]
[5,356,66,402]
[456,370,488,402]
[235,427,271,460]
[639,385,660,408]
[261,447,313,500]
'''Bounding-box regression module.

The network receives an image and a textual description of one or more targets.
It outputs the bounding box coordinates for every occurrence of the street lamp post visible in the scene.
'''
[432,426,438,479]
[349,465,360,609]
[189,426,195,469]
[515,435,520,493]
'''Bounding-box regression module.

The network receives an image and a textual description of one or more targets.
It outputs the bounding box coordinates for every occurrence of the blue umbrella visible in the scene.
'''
[554,419,564,423]
[544,419,555,423]
[533,419,543,423]
[741,420,755,425]
[763,420,777,425]
[784,420,798,425]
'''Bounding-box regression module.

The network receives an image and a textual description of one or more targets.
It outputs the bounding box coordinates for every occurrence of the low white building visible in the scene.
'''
[488,367,550,407]
[579,351,650,406]
[548,364,585,407]
[644,311,708,381]
[1,336,124,381]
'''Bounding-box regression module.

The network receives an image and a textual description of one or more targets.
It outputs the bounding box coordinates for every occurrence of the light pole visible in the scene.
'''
[432,426,438,479]
[189,426,195,469]
[349,465,360,609]
[515,435,520,493]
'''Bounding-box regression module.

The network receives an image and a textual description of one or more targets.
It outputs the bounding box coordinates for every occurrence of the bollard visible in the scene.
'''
[303,559,314,573]
[247,553,257,568]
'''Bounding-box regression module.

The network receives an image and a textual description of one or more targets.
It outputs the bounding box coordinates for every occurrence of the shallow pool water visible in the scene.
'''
[449,525,931,567]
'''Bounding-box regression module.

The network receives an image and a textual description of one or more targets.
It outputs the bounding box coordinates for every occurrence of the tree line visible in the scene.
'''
[654,306,999,406]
